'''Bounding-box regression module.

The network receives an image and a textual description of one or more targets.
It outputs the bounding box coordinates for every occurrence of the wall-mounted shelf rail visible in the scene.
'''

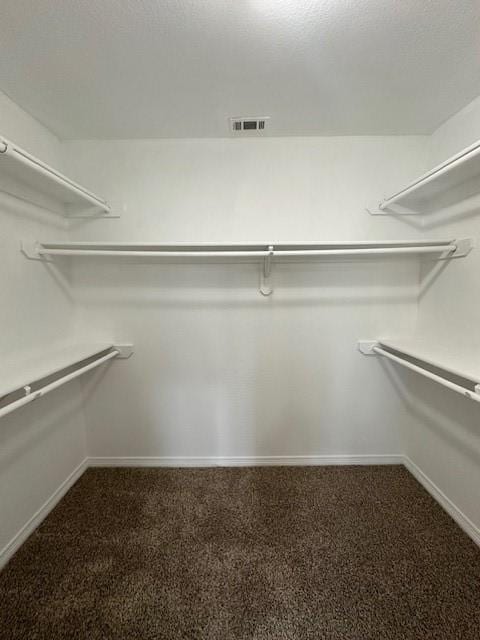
[0,344,133,419]
[0,136,115,217]
[368,138,480,215]
[358,339,480,403]
[21,239,473,296]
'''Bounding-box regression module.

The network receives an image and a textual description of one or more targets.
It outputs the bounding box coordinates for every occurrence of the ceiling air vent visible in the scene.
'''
[230,116,270,135]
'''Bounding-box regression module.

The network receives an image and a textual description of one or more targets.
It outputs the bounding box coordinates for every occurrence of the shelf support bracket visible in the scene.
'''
[444,238,474,259]
[260,245,274,296]
[358,340,378,355]
[21,241,45,261]
[366,202,419,216]
[113,344,134,359]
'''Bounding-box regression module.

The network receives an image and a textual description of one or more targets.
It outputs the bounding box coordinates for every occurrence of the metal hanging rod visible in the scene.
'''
[34,245,455,258]
[35,249,275,258]
[21,239,473,260]
[358,341,480,403]
[0,135,114,217]
[0,345,133,420]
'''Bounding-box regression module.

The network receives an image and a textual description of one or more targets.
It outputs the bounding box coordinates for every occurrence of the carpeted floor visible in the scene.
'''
[1,466,479,639]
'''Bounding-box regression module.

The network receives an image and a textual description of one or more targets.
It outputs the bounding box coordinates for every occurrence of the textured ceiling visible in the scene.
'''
[1,0,479,139]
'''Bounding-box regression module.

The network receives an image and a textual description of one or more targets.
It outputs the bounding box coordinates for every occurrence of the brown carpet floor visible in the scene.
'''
[1,466,479,639]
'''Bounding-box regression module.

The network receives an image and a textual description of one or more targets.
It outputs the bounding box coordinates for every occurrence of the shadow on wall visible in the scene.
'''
[64,259,420,307]
[76,308,402,460]
[418,258,450,301]
[380,362,480,466]
[0,182,66,228]
[0,385,85,474]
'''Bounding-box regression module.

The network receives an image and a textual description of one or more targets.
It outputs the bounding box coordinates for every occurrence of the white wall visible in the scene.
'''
[0,92,87,564]
[63,137,428,461]
[429,95,480,162]
[400,97,480,532]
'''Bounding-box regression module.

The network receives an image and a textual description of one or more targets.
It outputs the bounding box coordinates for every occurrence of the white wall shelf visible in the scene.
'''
[358,339,480,403]
[0,136,116,218]
[21,238,473,297]
[0,343,133,419]
[368,138,480,215]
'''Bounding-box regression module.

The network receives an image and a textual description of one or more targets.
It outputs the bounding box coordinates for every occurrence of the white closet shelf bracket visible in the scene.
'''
[113,344,134,358]
[0,135,119,218]
[367,138,480,216]
[358,340,480,404]
[0,344,133,420]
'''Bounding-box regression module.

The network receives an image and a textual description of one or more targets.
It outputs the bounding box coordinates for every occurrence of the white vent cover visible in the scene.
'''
[229,116,270,135]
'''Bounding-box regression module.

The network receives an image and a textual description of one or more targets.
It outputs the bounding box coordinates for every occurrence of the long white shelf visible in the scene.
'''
[21,239,474,259]
[0,136,112,217]
[358,338,480,403]
[378,338,480,385]
[0,344,114,399]
[369,138,480,215]
[0,343,133,419]
[21,239,473,297]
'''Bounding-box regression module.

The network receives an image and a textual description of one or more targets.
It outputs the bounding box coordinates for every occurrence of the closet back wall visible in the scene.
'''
[64,137,427,463]
[0,93,87,562]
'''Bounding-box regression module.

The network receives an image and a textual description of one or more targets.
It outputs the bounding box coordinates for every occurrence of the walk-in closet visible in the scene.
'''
[1,1,480,638]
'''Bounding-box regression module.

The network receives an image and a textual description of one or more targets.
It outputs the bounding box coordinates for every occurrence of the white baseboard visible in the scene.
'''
[0,458,88,570]
[403,456,480,547]
[88,454,404,467]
